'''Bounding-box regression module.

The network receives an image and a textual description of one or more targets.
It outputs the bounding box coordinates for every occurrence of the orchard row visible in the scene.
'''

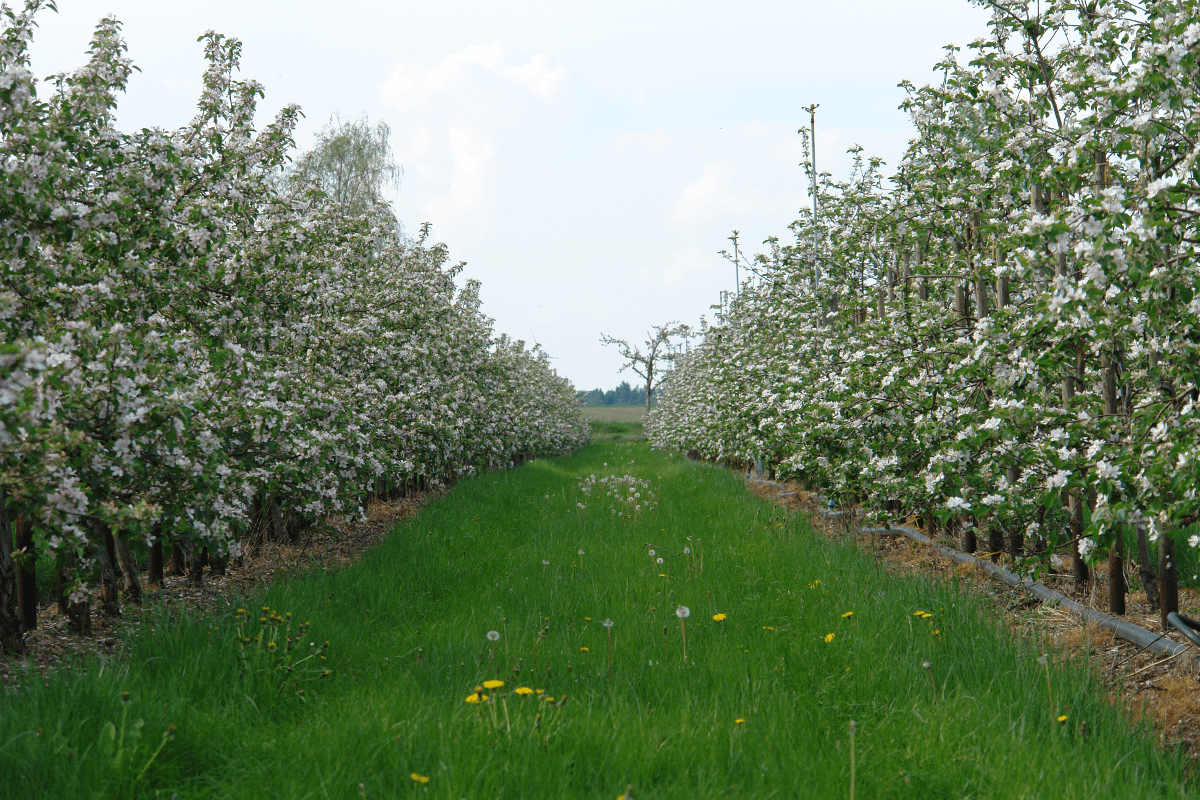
[650,1,1200,616]
[0,3,587,645]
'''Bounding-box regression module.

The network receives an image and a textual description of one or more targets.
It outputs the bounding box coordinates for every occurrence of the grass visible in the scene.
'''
[579,405,646,423]
[0,441,1194,799]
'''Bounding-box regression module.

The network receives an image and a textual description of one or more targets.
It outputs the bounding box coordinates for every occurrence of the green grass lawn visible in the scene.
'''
[0,442,1193,798]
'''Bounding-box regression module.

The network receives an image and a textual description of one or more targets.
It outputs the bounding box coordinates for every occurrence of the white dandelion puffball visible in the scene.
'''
[487,630,500,641]
[542,560,549,565]
[648,549,655,557]
[683,547,691,554]
[578,549,584,556]
[676,606,690,619]
[656,557,664,564]
[602,619,614,628]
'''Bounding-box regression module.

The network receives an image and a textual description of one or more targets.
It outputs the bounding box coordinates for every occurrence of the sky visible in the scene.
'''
[26,0,993,393]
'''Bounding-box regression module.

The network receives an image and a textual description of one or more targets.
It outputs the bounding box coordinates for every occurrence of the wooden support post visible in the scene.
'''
[1160,533,1178,630]
[1101,350,1124,614]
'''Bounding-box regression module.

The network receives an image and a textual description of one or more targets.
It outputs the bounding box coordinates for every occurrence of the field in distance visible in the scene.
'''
[579,405,645,423]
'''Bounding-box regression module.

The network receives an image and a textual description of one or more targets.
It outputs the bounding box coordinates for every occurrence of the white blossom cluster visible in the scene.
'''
[0,5,588,578]
[648,1,1200,563]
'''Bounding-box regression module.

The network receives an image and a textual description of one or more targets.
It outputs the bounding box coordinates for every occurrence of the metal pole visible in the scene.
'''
[729,230,740,297]
[804,103,820,293]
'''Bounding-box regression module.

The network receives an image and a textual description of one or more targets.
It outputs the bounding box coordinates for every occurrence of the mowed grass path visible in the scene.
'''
[1,442,1194,798]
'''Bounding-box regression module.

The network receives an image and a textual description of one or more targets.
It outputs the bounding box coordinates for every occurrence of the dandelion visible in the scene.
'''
[656,557,664,564]
[464,693,487,704]
[578,549,585,556]
[580,647,589,652]
[824,633,835,643]
[542,560,549,565]
[515,686,534,695]
[1057,714,1068,723]
[535,688,545,694]
[913,610,925,616]
[410,773,430,783]
[659,573,666,577]
[735,718,745,724]
[648,549,656,556]
[542,696,555,702]
[676,606,690,662]
[841,611,854,619]
[487,630,500,641]
[712,613,727,621]
[762,626,774,630]
[482,679,504,689]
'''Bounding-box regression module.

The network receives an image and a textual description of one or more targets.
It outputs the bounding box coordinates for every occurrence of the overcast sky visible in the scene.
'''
[27,1,992,393]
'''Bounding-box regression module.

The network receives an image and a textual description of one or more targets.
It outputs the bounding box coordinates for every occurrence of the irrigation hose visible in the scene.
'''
[753,479,1196,660]
[857,523,1192,659]
[1167,612,1200,649]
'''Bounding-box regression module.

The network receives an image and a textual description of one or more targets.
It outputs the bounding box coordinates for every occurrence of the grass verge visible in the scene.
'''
[0,441,1193,798]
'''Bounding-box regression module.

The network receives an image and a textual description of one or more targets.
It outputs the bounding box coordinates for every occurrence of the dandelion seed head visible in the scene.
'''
[656,557,664,564]
[676,606,690,619]
[602,618,614,628]
[487,630,500,641]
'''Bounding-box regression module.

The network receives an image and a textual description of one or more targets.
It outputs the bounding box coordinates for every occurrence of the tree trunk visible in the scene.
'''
[1068,491,1088,589]
[1108,529,1125,615]
[169,540,187,576]
[60,549,91,635]
[14,513,37,632]
[56,559,68,614]
[1136,523,1159,610]
[0,496,26,654]
[186,545,206,588]
[1159,534,1178,631]
[148,534,164,589]
[113,535,142,605]
[96,525,121,618]
[209,546,227,577]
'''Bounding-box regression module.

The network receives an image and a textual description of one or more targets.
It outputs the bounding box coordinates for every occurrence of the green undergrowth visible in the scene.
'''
[0,442,1194,798]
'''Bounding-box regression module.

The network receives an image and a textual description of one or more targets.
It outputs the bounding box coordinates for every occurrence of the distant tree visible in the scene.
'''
[599,323,688,413]
[288,112,403,217]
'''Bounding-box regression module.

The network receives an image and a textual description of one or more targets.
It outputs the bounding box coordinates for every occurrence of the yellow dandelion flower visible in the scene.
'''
[824,633,835,643]
[535,688,545,694]
[841,611,854,618]
[659,573,666,577]
[735,718,745,724]
[913,610,925,616]
[584,617,592,621]
[762,626,775,630]
[514,687,534,695]
[482,679,504,690]
[410,773,430,783]
[465,693,482,704]
[1057,714,1068,723]
[921,612,934,619]
[712,613,727,621]
[542,696,555,702]
[580,647,589,652]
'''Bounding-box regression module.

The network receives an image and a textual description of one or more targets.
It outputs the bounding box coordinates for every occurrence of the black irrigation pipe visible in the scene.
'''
[749,478,1195,659]
[856,523,1191,659]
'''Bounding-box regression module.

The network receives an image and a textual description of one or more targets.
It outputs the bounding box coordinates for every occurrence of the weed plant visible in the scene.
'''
[0,442,1193,798]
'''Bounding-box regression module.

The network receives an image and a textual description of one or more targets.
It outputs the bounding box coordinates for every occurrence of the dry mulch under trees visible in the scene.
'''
[747,479,1200,757]
[0,494,433,689]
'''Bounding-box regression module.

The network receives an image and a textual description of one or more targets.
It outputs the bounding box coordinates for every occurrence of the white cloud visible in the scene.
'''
[662,245,716,286]
[381,43,506,111]
[381,44,565,111]
[422,125,495,234]
[502,55,567,100]
[669,164,747,226]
